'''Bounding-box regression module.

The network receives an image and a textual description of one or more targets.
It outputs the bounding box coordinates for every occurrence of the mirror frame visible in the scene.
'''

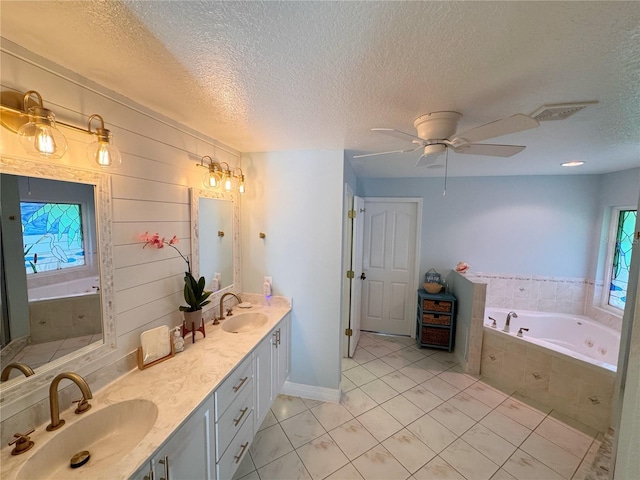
[0,157,116,409]
[190,187,240,303]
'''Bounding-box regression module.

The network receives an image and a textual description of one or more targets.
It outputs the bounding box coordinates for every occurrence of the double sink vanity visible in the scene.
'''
[1,298,291,480]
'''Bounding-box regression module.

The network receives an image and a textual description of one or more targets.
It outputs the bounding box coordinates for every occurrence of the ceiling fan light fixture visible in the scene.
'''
[423,144,446,156]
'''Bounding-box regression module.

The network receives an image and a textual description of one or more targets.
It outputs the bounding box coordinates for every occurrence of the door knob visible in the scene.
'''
[360,273,366,280]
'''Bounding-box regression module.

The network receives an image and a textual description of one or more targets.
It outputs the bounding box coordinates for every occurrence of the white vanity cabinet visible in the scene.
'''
[214,355,254,480]
[254,314,291,431]
[133,395,215,480]
[129,312,291,480]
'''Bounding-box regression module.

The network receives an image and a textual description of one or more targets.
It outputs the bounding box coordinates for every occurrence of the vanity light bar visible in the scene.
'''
[196,156,246,194]
[1,89,122,168]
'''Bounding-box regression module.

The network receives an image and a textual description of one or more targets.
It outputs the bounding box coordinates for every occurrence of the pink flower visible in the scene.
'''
[140,231,191,272]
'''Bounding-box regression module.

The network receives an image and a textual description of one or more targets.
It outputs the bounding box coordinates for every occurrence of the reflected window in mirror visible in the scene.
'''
[21,201,86,274]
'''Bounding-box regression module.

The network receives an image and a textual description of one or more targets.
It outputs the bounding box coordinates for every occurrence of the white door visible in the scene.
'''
[348,196,365,356]
[361,200,418,335]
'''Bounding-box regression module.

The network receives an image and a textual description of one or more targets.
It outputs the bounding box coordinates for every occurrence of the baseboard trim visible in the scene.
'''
[281,381,341,403]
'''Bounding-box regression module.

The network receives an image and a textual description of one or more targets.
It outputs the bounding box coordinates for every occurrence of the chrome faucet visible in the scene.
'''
[1,362,35,382]
[46,372,93,431]
[214,292,242,325]
[503,311,518,333]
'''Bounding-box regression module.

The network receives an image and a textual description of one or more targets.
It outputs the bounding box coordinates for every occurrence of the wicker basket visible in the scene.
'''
[421,327,450,347]
[423,282,442,294]
[422,313,451,326]
[422,299,453,313]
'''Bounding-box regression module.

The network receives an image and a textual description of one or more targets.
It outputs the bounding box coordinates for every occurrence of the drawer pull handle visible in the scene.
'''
[233,376,248,392]
[158,455,169,480]
[234,407,249,426]
[234,442,249,464]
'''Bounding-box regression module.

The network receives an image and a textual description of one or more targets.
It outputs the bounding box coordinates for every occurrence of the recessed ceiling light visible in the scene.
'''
[561,161,585,167]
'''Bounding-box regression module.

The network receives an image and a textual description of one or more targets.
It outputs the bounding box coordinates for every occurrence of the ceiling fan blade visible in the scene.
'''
[353,146,420,159]
[453,143,526,157]
[372,128,423,142]
[452,114,539,144]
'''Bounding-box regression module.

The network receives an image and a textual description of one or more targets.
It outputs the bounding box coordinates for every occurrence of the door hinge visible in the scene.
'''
[345,328,353,336]
[346,270,355,279]
[348,209,356,219]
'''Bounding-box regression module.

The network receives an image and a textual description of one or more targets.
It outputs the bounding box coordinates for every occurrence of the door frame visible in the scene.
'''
[361,197,423,338]
[341,183,354,358]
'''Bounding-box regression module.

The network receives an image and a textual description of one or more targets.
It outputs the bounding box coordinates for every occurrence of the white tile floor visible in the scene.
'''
[235,332,602,480]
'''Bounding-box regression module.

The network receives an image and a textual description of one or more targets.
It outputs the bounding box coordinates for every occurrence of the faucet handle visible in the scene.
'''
[488,316,497,328]
[226,308,233,316]
[73,397,92,414]
[517,327,530,337]
[9,429,35,455]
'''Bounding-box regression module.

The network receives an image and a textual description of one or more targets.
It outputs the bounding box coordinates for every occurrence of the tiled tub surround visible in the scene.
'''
[0,298,291,480]
[466,272,622,331]
[485,308,620,369]
[481,327,616,432]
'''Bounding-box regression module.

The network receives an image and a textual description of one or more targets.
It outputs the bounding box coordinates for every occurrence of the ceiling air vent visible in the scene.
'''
[531,101,598,122]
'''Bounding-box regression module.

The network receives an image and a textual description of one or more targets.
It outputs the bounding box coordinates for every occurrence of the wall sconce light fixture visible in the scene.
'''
[1,89,121,168]
[87,114,121,168]
[16,91,68,159]
[196,156,246,194]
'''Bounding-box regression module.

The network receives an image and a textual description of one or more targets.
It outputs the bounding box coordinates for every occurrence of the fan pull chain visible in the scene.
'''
[443,147,449,196]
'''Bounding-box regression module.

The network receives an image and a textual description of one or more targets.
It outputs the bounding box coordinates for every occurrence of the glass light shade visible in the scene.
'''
[238,176,245,194]
[223,172,233,192]
[17,107,68,159]
[87,138,121,168]
[203,170,222,189]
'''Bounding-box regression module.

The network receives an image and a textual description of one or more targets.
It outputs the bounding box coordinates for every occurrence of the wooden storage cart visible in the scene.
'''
[416,290,456,351]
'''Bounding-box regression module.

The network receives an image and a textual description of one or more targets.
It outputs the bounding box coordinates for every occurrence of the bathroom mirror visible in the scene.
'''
[0,157,115,408]
[190,188,239,300]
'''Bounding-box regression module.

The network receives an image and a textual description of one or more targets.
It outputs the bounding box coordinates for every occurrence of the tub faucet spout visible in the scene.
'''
[503,311,518,333]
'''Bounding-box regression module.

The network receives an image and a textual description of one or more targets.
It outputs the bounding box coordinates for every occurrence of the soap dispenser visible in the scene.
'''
[173,326,184,353]
[263,276,272,306]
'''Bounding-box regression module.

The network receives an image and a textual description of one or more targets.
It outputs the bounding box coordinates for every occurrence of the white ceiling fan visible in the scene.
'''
[354,111,540,166]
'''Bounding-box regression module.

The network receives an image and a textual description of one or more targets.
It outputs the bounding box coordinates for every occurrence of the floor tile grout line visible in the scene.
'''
[248,334,597,480]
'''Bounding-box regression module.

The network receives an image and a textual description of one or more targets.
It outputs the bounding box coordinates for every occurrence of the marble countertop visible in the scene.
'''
[1,296,291,480]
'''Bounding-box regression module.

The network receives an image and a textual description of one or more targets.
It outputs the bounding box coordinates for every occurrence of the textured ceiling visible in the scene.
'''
[1,1,639,177]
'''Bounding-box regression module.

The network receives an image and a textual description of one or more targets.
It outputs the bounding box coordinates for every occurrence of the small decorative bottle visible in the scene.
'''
[173,326,184,353]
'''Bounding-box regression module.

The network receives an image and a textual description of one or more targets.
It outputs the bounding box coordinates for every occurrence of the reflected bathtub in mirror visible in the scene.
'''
[0,157,115,411]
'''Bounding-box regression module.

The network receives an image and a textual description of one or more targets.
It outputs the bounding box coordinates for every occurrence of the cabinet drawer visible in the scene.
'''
[421,326,451,347]
[216,356,253,419]
[422,313,451,326]
[422,299,453,313]
[216,380,253,461]
[217,410,254,480]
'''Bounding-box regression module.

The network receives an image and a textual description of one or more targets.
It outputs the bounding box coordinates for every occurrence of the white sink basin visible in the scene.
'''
[221,312,268,333]
[17,399,158,479]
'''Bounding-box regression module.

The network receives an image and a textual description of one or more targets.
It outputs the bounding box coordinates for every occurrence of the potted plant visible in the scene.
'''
[180,272,212,317]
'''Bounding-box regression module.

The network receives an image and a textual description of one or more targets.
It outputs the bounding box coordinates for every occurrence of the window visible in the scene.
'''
[607,208,637,310]
[21,202,85,274]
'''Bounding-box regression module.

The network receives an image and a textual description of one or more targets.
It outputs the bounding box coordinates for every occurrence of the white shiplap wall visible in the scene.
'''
[0,41,242,430]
